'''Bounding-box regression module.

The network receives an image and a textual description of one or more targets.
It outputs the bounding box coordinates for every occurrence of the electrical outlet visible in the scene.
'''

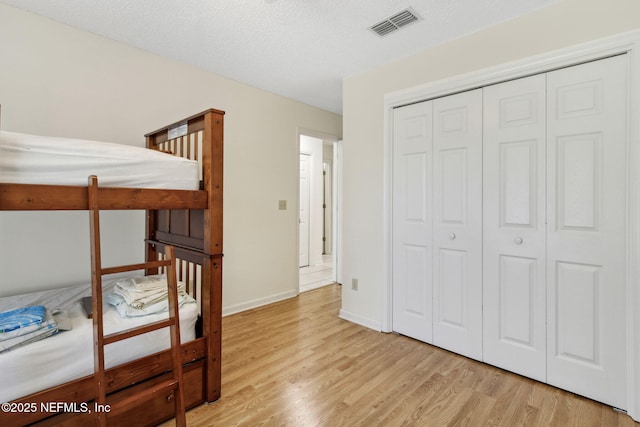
[352,278,358,291]
[278,200,287,210]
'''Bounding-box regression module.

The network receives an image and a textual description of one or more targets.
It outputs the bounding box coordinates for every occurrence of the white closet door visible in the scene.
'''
[483,75,547,381]
[392,101,434,343]
[546,55,627,409]
[432,89,483,360]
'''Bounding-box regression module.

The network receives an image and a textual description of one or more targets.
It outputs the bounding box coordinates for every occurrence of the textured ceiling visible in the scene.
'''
[1,0,559,114]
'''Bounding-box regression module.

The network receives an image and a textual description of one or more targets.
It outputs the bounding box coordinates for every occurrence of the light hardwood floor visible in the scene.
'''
[161,284,638,426]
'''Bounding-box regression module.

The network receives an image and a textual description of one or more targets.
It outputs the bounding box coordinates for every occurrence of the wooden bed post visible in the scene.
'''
[202,110,224,256]
[201,109,224,402]
[200,254,223,401]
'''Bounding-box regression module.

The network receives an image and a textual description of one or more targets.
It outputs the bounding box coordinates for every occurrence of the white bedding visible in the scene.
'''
[0,131,199,189]
[0,280,198,403]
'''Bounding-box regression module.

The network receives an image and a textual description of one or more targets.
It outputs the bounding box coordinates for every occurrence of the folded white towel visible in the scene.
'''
[106,274,194,318]
[113,275,186,309]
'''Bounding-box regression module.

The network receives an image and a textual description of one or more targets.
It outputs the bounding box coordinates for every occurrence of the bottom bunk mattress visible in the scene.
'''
[0,278,198,403]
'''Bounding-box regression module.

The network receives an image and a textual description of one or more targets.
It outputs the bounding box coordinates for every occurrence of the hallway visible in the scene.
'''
[299,254,334,292]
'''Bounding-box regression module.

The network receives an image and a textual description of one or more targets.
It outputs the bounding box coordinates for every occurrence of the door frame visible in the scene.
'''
[297,129,342,289]
[382,30,640,420]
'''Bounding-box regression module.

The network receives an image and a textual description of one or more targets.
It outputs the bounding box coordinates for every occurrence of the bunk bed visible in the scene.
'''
[0,108,224,426]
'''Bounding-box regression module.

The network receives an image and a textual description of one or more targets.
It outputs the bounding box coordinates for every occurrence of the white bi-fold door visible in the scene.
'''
[392,91,483,359]
[392,54,628,409]
[545,55,627,409]
[392,101,434,344]
[432,90,483,360]
[483,55,627,408]
[482,74,548,382]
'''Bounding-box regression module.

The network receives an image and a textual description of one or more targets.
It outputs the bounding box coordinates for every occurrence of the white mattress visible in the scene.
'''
[0,280,198,403]
[0,130,199,189]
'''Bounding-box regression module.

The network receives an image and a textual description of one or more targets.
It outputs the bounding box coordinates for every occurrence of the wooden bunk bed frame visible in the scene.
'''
[0,108,224,426]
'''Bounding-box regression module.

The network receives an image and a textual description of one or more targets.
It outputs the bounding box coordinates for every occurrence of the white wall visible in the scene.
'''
[340,0,640,329]
[0,4,342,314]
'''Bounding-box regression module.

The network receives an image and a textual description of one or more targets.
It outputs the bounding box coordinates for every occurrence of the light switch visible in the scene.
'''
[278,200,287,210]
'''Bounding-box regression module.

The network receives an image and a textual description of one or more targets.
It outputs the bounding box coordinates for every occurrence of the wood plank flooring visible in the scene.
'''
[161,284,638,426]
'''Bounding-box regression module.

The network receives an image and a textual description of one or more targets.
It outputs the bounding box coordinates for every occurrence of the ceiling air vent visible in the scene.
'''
[370,8,420,37]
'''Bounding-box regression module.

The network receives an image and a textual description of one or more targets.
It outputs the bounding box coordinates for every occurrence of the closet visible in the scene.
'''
[392,54,628,409]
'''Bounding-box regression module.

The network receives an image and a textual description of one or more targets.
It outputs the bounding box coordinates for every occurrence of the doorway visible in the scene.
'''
[298,133,341,292]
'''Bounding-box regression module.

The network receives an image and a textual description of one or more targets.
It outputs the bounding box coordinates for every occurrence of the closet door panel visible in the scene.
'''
[392,101,434,343]
[439,148,467,223]
[433,89,483,360]
[438,248,467,327]
[546,55,627,409]
[483,75,547,381]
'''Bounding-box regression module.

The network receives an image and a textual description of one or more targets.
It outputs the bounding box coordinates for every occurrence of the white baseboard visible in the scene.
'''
[339,309,382,332]
[222,289,298,317]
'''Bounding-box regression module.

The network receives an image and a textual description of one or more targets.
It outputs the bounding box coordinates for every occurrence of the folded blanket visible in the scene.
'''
[0,322,44,342]
[0,305,46,333]
[0,310,58,353]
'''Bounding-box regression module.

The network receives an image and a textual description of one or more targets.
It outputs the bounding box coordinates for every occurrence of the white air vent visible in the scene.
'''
[370,8,420,37]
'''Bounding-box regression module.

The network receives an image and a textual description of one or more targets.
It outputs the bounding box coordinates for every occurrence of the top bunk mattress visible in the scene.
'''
[0,130,199,190]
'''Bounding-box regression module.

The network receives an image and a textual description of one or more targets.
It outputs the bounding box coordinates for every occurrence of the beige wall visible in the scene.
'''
[341,0,640,328]
[0,4,342,313]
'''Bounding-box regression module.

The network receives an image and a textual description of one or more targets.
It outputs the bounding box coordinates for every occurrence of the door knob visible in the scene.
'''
[514,237,523,245]
[449,232,456,240]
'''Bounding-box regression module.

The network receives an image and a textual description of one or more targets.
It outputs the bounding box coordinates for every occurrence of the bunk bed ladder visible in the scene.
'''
[88,175,187,427]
